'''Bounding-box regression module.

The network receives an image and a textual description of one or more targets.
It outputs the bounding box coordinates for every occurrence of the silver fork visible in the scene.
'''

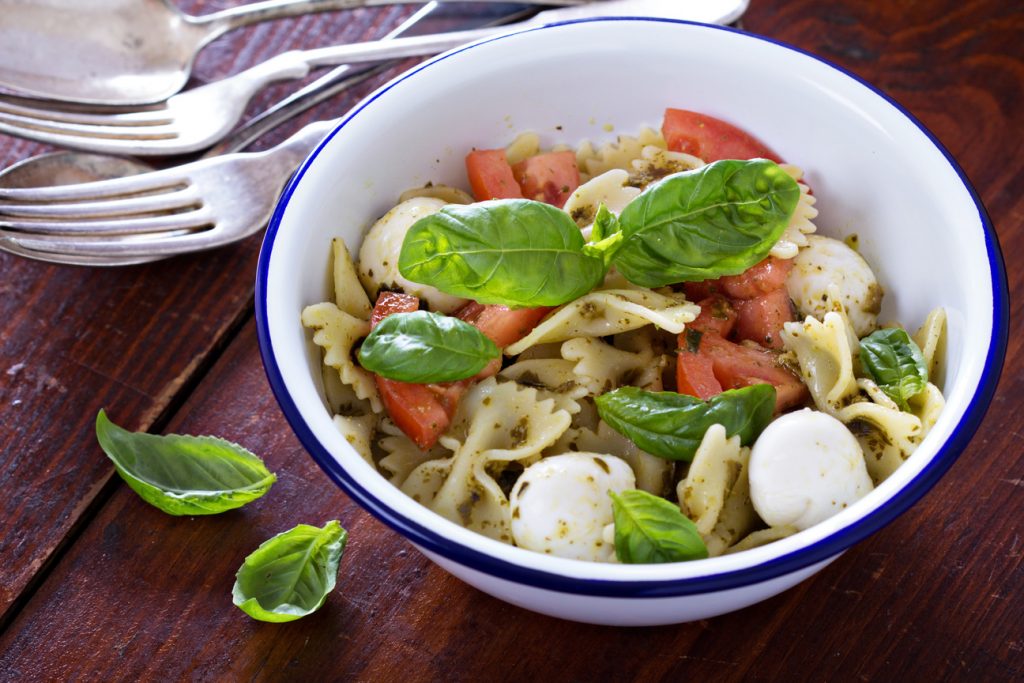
[0,0,606,156]
[0,119,337,266]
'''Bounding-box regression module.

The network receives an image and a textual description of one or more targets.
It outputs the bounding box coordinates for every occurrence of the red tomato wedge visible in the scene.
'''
[369,293,452,450]
[698,332,808,412]
[512,151,580,208]
[676,347,723,399]
[370,291,419,327]
[690,295,738,337]
[455,302,553,348]
[717,256,794,300]
[465,149,524,201]
[662,108,781,163]
[733,288,796,350]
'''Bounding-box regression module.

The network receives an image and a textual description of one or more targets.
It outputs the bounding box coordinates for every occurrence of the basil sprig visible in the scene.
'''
[357,310,499,383]
[612,159,800,286]
[594,385,775,461]
[233,521,347,623]
[398,199,607,307]
[610,490,708,563]
[859,327,928,410]
[398,160,799,308]
[95,410,276,516]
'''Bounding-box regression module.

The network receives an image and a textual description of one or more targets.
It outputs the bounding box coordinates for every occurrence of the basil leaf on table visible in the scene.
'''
[859,327,928,410]
[95,410,275,516]
[398,199,607,307]
[595,385,776,461]
[357,310,500,383]
[612,159,801,286]
[233,521,347,623]
[610,490,708,564]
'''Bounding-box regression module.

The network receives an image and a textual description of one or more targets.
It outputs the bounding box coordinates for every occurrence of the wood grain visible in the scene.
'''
[0,0,1021,680]
[0,1,420,625]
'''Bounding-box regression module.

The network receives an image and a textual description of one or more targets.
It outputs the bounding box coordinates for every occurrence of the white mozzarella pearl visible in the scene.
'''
[749,409,873,531]
[510,453,635,562]
[357,197,468,313]
[786,235,882,337]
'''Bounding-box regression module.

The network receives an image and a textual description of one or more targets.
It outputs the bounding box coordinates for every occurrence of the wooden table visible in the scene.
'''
[1,1,1020,680]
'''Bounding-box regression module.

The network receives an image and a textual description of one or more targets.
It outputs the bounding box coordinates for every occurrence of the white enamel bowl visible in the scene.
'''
[256,18,1007,626]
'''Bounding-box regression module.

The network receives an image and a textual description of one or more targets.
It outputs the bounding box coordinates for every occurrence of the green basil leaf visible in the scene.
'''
[357,310,500,383]
[859,327,928,411]
[595,385,776,461]
[398,199,607,307]
[612,159,800,286]
[95,410,276,516]
[232,521,347,623]
[590,202,620,242]
[610,489,708,563]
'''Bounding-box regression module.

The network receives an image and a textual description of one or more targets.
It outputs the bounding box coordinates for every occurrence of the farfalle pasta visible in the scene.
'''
[302,107,947,564]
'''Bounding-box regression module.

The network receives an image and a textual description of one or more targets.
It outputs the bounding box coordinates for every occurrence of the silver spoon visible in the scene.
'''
[0,0,582,105]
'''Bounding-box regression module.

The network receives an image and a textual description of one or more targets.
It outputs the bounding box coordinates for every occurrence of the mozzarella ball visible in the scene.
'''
[749,409,873,531]
[357,197,468,313]
[786,235,882,337]
[510,453,635,562]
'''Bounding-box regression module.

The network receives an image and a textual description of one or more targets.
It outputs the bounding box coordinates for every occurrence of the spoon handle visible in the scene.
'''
[193,0,587,38]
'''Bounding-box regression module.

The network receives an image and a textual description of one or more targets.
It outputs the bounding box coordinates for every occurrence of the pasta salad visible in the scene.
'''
[302,109,946,564]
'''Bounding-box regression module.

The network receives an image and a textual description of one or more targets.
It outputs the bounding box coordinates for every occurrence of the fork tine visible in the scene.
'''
[0,236,163,267]
[0,166,189,202]
[0,187,200,219]
[0,112,179,141]
[0,207,214,236]
[0,98,173,127]
[2,227,218,258]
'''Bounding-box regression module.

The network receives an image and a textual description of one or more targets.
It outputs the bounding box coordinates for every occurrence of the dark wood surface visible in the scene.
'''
[0,1,1020,680]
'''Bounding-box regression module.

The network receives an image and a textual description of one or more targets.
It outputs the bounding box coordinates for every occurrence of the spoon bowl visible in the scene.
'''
[0,0,501,104]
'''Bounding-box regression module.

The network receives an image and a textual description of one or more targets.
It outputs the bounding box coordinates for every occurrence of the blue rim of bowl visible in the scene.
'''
[255,17,1009,598]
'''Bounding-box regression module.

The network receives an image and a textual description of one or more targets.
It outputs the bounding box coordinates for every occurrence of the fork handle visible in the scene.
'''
[193,0,586,39]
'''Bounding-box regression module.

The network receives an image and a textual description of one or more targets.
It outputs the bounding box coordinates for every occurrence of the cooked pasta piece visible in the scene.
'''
[332,413,378,467]
[562,169,641,229]
[576,127,666,181]
[627,145,704,188]
[677,424,748,536]
[331,238,372,319]
[781,311,860,416]
[768,165,818,259]
[561,336,661,395]
[913,307,947,380]
[301,302,381,413]
[505,131,541,165]
[505,288,698,355]
[378,419,449,488]
[724,526,798,554]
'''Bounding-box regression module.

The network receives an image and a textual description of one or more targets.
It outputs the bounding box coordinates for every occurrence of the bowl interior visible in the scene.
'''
[259,18,1000,589]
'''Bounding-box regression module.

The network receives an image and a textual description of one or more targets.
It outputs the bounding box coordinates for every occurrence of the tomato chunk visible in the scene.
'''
[369,293,451,450]
[455,302,553,348]
[465,149,524,201]
[717,256,794,300]
[690,295,738,337]
[698,332,808,412]
[512,151,580,208]
[733,288,796,350]
[676,346,723,399]
[370,291,419,327]
[662,108,781,163]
